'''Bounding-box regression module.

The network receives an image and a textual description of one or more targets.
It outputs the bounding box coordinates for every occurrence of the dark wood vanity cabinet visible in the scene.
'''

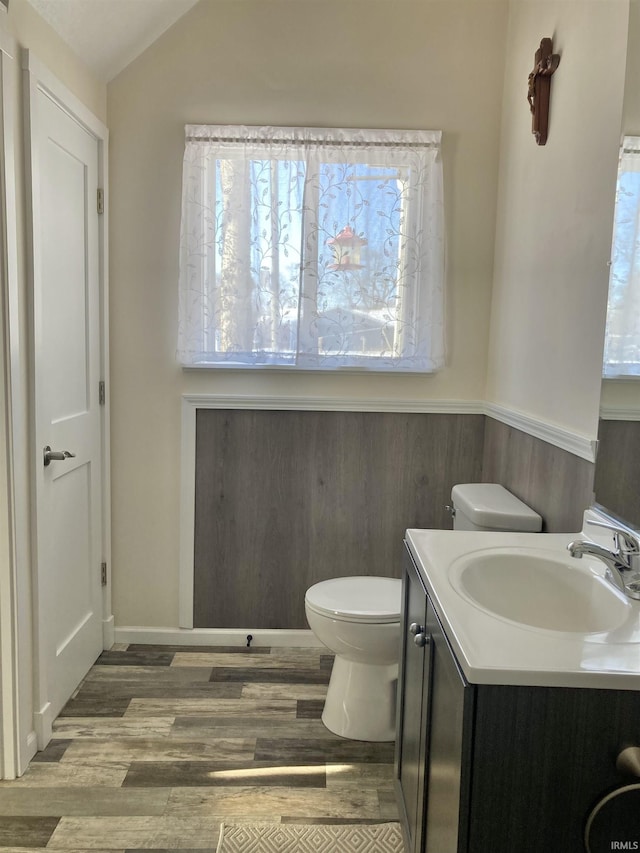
[395,544,473,853]
[395,543,640,853]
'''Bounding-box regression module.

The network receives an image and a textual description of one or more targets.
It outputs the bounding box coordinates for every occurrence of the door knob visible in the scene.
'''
[414,632,429,648]
[43,446,76,467]
[410,622,424,636]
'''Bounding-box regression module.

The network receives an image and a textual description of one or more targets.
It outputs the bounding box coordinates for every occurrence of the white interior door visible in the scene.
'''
[26,59,106,747]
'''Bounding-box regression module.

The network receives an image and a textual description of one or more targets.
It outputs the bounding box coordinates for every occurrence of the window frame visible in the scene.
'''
[603,136,640,379]
[178,125,444,373]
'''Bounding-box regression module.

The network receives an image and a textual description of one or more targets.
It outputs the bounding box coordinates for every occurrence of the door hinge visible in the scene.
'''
[101,562,107,586]
[97,188,104,215]
[99,380,105,406]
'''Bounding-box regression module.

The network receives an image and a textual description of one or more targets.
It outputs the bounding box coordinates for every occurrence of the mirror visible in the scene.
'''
[596,0,640,528]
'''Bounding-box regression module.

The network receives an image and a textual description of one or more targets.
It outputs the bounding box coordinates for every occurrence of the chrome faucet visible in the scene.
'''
[568,523,640,600]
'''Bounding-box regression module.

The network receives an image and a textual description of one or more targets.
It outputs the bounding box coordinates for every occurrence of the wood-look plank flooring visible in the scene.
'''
[0,645,398,850]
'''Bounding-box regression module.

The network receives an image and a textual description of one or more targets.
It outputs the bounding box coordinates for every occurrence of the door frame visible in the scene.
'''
[0,23,26,780]
[22,49,112,749]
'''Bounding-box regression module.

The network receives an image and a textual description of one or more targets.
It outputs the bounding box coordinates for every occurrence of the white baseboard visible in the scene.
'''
[33,702,53,751]
[102,614,115,649]
[21,731,38,773]
[114,626,323,648]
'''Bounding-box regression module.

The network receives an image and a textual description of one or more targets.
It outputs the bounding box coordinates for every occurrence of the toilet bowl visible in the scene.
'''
[305,576,402,742]
[305,487,541,742]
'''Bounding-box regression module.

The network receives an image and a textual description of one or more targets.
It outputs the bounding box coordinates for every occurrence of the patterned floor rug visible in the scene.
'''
[216,822,404,853]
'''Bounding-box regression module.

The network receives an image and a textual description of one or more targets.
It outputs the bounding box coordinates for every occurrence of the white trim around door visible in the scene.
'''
[22,50,112,749]
[0,28,33,779]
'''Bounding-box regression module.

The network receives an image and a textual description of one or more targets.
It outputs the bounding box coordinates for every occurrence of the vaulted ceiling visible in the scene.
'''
[26,0,200,81]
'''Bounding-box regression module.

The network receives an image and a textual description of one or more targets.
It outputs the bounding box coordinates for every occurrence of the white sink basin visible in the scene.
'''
[449,548,631,633]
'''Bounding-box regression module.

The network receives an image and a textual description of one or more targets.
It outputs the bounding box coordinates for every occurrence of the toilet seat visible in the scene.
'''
[305,576,402,623]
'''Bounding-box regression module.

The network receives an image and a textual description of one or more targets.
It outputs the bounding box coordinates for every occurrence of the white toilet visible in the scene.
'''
[305,576,402,742]
[305,483,542,743]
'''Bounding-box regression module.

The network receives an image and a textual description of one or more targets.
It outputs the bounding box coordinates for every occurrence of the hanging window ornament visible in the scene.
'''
[327,225,367,270]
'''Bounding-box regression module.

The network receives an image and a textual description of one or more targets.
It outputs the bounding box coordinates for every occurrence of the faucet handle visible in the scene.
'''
[614,530,640,556]
[586,518,640,555]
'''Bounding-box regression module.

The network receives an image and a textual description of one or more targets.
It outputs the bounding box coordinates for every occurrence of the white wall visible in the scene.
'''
[107,0,509,627]
[0,0,106,771]
[486,0,629,441]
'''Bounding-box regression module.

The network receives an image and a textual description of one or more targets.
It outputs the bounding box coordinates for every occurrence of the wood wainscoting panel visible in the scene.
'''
[482,417,594,533]
[193,411,484,629]
[594,419,640,528]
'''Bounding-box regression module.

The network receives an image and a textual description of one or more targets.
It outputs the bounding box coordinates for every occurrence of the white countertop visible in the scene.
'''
[405,526,640,690]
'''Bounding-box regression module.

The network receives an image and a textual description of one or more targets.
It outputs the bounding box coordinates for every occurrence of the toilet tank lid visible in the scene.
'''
[451,483,542,532]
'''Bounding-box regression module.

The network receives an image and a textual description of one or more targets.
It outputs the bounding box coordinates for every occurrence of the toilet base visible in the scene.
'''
[321,656,398,742]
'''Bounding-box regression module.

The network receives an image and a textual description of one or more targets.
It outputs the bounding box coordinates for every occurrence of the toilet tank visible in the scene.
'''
[451,483,542,532]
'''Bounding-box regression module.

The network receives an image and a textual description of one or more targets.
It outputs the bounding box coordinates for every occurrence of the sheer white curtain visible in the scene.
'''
[603,136,640,378]
[178,125,444,371]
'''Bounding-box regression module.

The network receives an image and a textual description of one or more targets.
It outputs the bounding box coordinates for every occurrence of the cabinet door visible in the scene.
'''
[424,596,471,853]
[395,548,432,853]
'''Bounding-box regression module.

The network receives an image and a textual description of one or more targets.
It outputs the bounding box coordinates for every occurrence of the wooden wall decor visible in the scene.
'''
[527,37,561,145]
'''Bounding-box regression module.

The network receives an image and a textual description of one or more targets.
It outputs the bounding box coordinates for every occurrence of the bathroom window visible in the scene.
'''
[603,136,640,378]
[177,125,444,372]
